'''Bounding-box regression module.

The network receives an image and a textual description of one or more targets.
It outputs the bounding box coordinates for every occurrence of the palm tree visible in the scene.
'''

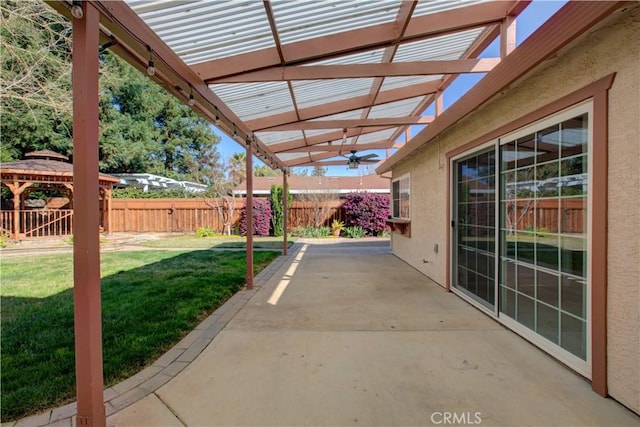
[228,152,246,186]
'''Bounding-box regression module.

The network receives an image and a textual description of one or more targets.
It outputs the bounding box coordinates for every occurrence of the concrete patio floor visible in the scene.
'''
[107,239,637,427]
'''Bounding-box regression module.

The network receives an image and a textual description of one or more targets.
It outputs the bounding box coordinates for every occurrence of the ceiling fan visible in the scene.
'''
[341,149,380,169]
[336,128,381,168]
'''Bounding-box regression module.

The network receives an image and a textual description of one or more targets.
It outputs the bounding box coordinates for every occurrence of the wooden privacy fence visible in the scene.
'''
[0,198,585,238]
[110,198,347,233]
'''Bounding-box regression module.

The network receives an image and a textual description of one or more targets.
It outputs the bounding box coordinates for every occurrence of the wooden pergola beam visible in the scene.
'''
[281,141,402,153]
[260,116,434,132]
[210,59,500,83]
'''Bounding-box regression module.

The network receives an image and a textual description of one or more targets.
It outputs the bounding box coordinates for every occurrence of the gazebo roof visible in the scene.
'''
[0,153,119,184]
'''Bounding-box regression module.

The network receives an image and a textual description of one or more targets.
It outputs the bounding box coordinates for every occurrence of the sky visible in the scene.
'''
[212,0,567,177]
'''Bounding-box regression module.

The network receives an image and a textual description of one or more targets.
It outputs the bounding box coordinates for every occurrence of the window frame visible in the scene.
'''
[391,173,410,220]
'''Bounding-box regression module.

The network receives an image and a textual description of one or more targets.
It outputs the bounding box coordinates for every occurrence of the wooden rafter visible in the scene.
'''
[192,1,521,81]
[210,59,500,83]
[260,117,434,132]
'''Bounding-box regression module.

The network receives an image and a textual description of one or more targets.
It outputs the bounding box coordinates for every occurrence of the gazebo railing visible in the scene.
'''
[2,209,75,238]
[0,211,13,237]
[23,209,74,238]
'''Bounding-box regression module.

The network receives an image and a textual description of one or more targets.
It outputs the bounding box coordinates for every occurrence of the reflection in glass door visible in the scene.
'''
[499,112,589,362]
[454,149,496,308]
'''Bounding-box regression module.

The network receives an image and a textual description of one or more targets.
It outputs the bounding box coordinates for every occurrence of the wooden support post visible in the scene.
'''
[435,90,444,116]
[500,15,516,58]
[72,3,106,426]
[283,172,288,256]
[106,188,112,234]
[10,178,19,240]
[246,144,254,289]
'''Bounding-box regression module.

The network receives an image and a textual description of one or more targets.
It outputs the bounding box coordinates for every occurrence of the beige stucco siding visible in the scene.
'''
[390,7,639,413]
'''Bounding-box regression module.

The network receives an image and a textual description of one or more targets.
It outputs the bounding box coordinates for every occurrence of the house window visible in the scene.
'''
[392,174,410,219]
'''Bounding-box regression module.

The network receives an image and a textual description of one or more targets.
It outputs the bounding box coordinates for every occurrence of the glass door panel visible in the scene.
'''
[498,113,589,361]
[454,149,497,308]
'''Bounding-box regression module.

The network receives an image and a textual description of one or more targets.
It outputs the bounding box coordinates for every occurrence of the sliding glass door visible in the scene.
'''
[453,148,497,308]
[499,112,589,364]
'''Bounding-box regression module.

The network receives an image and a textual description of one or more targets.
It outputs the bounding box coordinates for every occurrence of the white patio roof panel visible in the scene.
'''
[309,109,368,121]
[271,0,400,45]
[255,131,304,145]
[394,28,486,62]
[292,79,375,109]
[379,75,443,92]
[302,130,355,144]
[368,97,425,118]
[276,152,310,161]
[353,129,398,144]
[411,0,493,17]
[210,82,293,121]
[304,49,386,66]
[126,1,275,65]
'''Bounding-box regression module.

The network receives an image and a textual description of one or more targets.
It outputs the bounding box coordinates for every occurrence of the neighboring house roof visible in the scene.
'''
[111,173,208,193]
[0,150,119,184]
[233,174,390,196]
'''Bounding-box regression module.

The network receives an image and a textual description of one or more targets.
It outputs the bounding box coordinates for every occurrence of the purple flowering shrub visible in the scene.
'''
[239,198,272,236]
[343,192,390,236]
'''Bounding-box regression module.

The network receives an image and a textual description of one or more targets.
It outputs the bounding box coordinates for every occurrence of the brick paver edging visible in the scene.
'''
[4,244,301,427]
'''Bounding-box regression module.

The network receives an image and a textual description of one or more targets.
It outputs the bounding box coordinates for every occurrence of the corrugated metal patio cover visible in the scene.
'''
[116,1,529,169]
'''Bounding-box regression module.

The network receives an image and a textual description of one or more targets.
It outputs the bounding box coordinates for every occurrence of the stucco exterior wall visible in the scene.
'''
[389,6,639,413]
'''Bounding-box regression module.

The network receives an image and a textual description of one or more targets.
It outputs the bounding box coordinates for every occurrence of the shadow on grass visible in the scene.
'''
[141,236,295,250]
[0,249,280,422]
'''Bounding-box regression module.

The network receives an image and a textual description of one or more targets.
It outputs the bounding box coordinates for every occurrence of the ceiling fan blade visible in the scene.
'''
[358,154,379,160]
[359,158,381,163]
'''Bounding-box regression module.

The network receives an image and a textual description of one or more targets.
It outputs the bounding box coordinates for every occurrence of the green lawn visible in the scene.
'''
[141,235,296,250]
[0,249,279,422]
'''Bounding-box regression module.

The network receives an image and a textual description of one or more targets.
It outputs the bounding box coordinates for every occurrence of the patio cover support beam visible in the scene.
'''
[283,172,288,256]
[281,141,403,153]
[210,59,499,83]
[501,15,517,58]
[260,116,434,132]
[246,144,254,289]
[72,3,106,427]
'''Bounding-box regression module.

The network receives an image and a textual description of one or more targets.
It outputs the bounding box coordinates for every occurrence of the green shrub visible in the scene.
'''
[195,227,217,237]
[345,226,365,238]
[0,231,10,248]
[290,226,331,238]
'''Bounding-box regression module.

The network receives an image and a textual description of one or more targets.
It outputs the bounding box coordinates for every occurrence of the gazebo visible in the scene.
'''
[0,150,119,239]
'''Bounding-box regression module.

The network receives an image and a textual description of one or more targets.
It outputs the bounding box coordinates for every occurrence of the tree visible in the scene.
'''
[204,179,238,235]
[0,0,73,162]
[311,165,327,176]
[270,184,292,237]
[1,0,224,184]
[228,152,246,186]
[98,52,222,183]
[254,165,281,177]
